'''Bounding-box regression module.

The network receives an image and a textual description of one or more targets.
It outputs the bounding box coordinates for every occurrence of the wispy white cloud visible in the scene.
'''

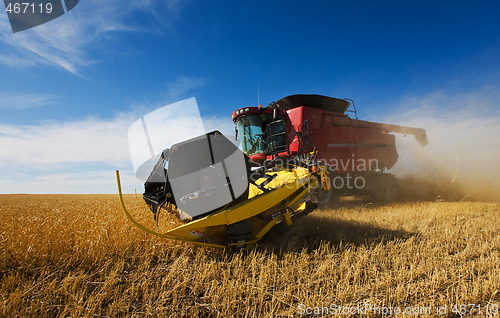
[0,113,147,193]
[0,170,143,194]
[0,92,56,109]
[0,0,185,74]
[0,104,236,194]
[0,111,233,171]
[166,76,209,100]
[203,115,235,136]
[0,115,134,169]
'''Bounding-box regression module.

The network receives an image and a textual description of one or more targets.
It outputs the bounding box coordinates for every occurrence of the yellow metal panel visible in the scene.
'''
[286,177,318,208]
[167,211,227,235]
[255,218,280,240]
[225,179,305,224]
[168,170,312,235]
[283,211,292,225]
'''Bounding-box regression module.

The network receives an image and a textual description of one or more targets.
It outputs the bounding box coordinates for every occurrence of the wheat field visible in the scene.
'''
[1,194,499,317]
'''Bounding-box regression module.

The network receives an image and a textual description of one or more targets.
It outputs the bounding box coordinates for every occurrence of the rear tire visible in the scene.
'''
[367,173,399,202]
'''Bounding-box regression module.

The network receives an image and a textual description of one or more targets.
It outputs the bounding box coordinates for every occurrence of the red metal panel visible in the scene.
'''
[310,126,398,172]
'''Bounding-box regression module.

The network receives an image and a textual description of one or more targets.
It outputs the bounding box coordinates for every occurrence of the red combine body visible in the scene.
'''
[232,94,428,202]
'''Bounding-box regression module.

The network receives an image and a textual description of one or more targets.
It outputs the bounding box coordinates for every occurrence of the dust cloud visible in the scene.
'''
[387,90,500,202]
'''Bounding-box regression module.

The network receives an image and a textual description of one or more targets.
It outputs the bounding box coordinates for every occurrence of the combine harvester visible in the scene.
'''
[116,94,427,249]
[232,94,428,203]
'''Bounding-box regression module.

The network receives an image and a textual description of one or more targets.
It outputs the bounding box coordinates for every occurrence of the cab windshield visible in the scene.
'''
[235,114,272,156]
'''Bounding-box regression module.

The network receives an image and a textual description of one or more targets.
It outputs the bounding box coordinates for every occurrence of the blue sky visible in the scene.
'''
[0,0,499,193]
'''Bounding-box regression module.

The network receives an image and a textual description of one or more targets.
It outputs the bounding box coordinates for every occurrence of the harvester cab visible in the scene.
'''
[232,106,292,160]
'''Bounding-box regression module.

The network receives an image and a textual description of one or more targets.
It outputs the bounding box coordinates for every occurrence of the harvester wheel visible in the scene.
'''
[316,186,332,209]
[318,192,340,209]
[368,173,399,202]
[317,170,341,209]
